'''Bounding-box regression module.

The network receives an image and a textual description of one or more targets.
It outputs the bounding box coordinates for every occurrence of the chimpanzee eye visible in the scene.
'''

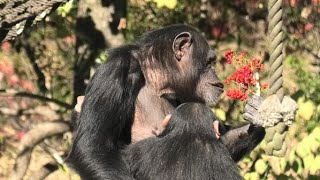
[206,57,215,69]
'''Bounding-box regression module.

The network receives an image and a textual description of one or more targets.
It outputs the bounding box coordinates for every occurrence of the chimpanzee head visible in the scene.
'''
[160,102,216,137]
[137,24,223,107]
[126,102,243,180]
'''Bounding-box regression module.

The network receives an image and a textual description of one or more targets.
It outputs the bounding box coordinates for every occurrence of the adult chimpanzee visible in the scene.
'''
[67,24,265,179]
[124,103,242,180]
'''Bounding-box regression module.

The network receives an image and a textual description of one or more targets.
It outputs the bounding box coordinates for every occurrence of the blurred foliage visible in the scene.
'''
[149,0,177,9]
[240,126,320,180]
[57,0,74,17]
[0,0,320,179]
[127,0,207,41]
[288,55,320,105]
[238,52,320,179]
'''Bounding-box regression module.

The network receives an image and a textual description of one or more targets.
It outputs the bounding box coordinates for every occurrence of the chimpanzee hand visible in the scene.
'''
[152,114,172,136]
[75,96,85,113]
[74,95,223,139]
[243,94,298,127]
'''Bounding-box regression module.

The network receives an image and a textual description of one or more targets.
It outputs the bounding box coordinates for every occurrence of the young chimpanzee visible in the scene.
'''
[124,103,243,180]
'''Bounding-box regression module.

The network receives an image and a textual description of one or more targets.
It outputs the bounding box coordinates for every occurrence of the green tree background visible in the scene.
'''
[0,0,319,179]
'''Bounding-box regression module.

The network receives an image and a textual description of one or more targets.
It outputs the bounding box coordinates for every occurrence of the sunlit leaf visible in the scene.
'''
[254,159,268,175]
[296,158,304,174]
[268,157,282,175]
[279,158,287,172]
[303,154,314,170]
[244,172,260,180]
[57,1,73,17]
[296,140,311,158]
[311,127,320,141]
[297,98,316,120]
[310,155,320,175]
[150,0,177,9]
[214,108,226,121]
[288,150,296,165]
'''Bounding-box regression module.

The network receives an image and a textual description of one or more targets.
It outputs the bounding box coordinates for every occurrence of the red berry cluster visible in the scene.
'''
[260,83,268,89]
[226,89,248,101]
[224,50,268,101]
[225,50,234,64]
[225,65,255,88]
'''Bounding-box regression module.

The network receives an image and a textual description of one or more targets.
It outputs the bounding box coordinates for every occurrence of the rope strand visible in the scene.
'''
[0,0,66,42]
[265,0,288,157]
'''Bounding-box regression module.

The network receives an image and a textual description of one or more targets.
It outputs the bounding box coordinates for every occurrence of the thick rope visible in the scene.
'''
[265,0,287,156]
[0,0,66,42]
[0,0,23,5]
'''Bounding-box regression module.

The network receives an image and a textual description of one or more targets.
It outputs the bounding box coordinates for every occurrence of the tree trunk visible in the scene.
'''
[73,0,125,105]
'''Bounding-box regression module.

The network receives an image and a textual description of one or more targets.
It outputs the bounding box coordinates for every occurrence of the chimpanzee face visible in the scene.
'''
[172,31,224,106]
[195,62,224,106]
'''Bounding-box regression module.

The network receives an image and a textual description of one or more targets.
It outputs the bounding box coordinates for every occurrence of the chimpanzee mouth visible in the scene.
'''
[210,82,224,91]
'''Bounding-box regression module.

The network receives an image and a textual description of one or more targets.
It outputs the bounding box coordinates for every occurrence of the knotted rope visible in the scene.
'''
[0,0,67,42]
[265,0,287,156]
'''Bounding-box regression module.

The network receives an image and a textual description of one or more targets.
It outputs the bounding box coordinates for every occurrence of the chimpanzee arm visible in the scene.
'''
[220,95,265,162]
[67,46,143,180]
[220,124,265,162]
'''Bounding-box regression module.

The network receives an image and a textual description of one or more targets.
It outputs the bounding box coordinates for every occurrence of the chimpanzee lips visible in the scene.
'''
[203,83,224,107]
[210,82,224,90]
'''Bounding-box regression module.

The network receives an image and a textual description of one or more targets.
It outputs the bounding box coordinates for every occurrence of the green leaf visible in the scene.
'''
[242,157,252,164]
[279,158,287,173]
[254,159,268,175]
[311,127,320,141]
[309,138,320,153]
[310,155,320,175]
[244,172,260,180]
[296,158,304,174]
[214,109,226,121]
[302,154,314,170]
[151,0,177,9]
[297,99,316,120]
[268,157,282,175]
[0,136,4,144]
[288,150,296,165]
[57,1,73,17]
[296,140,311,158]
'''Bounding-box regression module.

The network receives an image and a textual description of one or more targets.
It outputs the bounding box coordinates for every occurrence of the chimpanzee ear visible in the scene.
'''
[172,32,192,60]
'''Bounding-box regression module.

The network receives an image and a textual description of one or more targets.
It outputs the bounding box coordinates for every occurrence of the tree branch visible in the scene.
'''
[11,121,70,180]
[18,34,48,93]
[0,89,73,109]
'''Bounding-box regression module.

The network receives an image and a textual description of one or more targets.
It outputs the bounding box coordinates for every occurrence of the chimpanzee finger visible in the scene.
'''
[152,129,160,136]
[162,114,172,128]
[75,96,85,113]
[213,121,220,139]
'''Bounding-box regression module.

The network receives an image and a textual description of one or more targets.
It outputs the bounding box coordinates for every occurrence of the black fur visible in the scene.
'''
[124,103,243,180]
[68,45,143,179]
